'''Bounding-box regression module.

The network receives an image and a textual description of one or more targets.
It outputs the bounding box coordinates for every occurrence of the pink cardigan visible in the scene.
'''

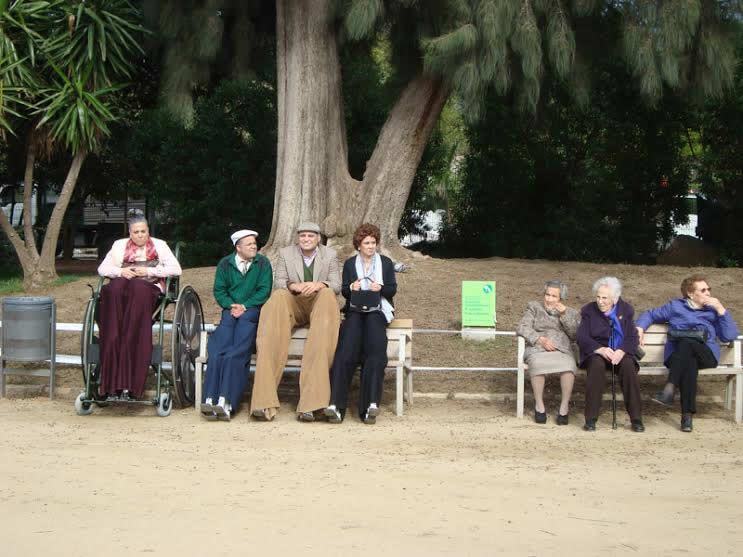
[98,238,182,290]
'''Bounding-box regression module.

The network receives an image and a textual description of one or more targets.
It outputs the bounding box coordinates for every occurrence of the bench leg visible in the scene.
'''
[736,373,742,424]
[725,376,734,410]
[194,360,203,414]
[396,364,404,417]
[405,367,413,406]
[517,336,525,418]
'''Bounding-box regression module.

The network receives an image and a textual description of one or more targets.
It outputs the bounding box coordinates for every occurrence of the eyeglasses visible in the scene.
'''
[698,287,711,293]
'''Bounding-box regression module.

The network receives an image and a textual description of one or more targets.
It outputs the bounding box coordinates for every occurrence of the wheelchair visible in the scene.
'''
[75,243,204,416]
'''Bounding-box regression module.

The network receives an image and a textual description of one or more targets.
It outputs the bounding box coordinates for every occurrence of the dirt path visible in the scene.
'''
[1,397,742,556]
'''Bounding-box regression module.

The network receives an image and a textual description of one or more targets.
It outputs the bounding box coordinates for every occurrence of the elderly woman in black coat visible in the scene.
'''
[577,276,644,432]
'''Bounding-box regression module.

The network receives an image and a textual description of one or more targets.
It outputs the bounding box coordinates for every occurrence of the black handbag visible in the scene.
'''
[668,328,708,343]
[349,290,381,313]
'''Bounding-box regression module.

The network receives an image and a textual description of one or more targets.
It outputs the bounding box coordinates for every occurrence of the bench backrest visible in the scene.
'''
[641,323,736,366]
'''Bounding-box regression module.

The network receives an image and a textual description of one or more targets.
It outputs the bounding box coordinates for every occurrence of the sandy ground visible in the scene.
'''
[1,397,742,556]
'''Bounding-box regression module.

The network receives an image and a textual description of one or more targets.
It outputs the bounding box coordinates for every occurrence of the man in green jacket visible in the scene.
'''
[200,229,273,421]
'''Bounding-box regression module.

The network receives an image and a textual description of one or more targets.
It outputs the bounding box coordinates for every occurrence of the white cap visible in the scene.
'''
[230,229,258,246]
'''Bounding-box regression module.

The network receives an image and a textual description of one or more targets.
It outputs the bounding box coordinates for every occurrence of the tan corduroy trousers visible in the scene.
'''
[250,288,340,416]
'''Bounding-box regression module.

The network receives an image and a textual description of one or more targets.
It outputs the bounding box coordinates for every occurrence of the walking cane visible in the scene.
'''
[610,328,617,430]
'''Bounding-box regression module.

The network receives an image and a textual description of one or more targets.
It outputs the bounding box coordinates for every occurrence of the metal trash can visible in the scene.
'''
[1,296,56,399]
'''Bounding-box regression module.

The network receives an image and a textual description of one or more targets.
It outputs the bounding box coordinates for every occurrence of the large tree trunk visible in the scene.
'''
[264,0,449,259]
[266,0,353,252]
[359,76,449,253]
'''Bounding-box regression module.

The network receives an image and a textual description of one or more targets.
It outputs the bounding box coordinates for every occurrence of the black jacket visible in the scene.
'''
[340,255,397,313]
[576,297,639,368]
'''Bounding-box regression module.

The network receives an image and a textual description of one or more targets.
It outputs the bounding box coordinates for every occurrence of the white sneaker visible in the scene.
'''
[363,403,379,425]
[323,405,342,423]
[214,398,231,421]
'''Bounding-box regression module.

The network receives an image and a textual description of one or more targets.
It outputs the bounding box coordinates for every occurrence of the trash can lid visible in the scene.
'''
[2,296,55,307]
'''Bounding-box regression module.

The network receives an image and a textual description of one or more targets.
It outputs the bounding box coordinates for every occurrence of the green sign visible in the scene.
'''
[461,281,496,327]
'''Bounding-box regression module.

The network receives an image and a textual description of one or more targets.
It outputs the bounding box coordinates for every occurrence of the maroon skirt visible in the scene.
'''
[98,277,161,397]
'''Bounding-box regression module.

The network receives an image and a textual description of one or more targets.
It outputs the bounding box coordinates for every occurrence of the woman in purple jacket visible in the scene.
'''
[577,276,644,432]
[636,274,739,432]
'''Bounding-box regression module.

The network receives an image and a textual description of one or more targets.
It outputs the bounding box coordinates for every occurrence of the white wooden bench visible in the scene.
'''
[517,323,743,423]
[194,318,413,416]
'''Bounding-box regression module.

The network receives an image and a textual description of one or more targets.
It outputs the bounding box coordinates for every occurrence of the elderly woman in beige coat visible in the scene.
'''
[517,280,580,425]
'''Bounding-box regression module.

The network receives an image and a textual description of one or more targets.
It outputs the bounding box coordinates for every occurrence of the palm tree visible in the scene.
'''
[0,0,145,291]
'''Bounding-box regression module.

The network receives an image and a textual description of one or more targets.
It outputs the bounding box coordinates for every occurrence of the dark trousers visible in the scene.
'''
[666,339,717,414]
[329,311,388,418]
[584,354,642,421]
[203,307,260,411]
[99,277,161,397]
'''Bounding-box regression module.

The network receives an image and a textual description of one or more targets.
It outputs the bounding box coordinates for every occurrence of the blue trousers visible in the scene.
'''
[203,307,260,410]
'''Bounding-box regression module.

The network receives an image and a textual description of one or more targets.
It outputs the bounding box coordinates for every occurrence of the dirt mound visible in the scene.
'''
[657,234,718,266]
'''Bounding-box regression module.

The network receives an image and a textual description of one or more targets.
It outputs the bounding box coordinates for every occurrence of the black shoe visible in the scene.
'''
[556,413,569,426]
[681,414,693,432]
[631,419,645,432]
[534,409,547,424]
[297,411,315,422]
[583,418,596,431]
[652,390,674,407]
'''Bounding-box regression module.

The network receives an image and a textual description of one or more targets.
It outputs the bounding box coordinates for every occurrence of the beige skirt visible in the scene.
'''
[525,351,577,377]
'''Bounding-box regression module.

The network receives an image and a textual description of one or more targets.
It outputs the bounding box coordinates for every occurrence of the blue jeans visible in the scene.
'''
[203,307,260,410]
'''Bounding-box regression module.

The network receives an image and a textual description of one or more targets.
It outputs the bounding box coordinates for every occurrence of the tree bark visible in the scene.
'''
[360,75,449,253]
[264,0,449,259]
[266,0,354,253]
[22,135,38,255]
[0,203,33,270]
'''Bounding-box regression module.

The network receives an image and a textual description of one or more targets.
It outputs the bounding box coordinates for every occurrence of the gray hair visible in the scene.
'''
[592,276,622,302]
[127,210,148,230]
[544,280,568,300]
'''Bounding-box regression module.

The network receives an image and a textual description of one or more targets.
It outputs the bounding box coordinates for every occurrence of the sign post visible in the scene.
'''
[461,281,496,340]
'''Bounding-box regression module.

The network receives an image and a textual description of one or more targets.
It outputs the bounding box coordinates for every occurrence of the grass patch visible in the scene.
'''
[0,274,83,296]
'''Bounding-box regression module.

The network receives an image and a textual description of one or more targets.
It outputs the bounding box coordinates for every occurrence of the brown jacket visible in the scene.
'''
[273,244,341,294]
[516,301,580,361]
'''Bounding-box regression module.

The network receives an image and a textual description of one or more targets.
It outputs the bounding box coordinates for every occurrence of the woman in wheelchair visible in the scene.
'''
[96,214,181,398]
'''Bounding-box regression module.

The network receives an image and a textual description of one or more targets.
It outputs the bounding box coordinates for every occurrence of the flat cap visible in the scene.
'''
[230,229,258,246]
[296,221,321,234]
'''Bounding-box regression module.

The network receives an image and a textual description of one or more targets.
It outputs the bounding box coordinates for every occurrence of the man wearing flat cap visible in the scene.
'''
[200,229,272,421]
[250,221,341,421]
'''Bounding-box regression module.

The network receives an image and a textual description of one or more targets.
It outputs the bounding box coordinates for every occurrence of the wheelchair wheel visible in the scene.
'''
[80,297,100,392]
[171,284,204,407]
[156,392,173,417]
[74,392,94,416]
